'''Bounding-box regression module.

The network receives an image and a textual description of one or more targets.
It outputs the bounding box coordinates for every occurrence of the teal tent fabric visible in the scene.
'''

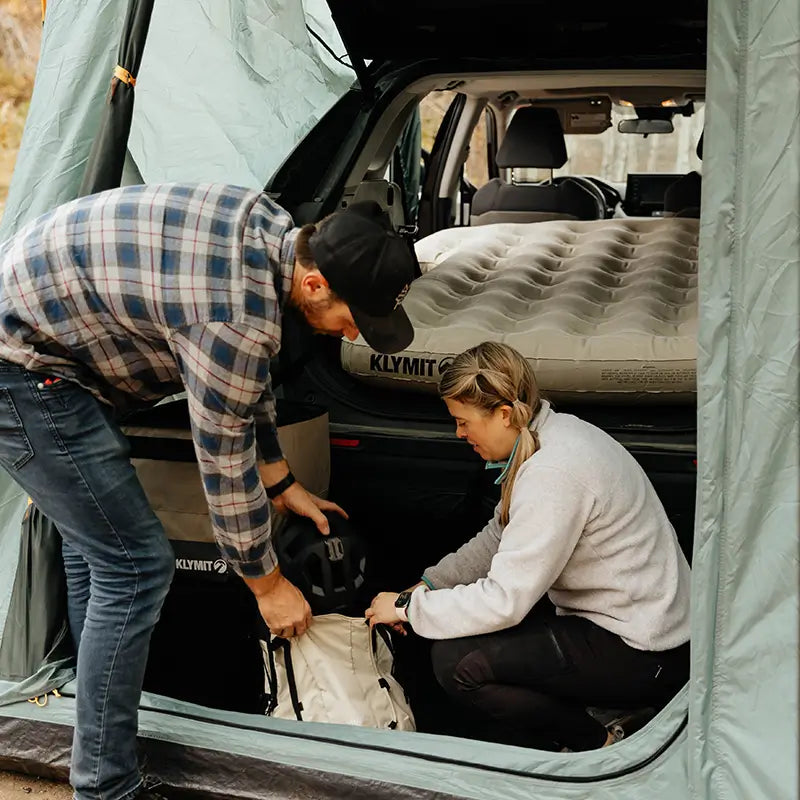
[0,0,127,239]
[124,0,352,189]
[0,0,353,710]
[0,0,797,796]
[0,0,352,240]
[0,480,74,705]
[0,504,73,683]
[690,0,800,796]
[78,0,156,196]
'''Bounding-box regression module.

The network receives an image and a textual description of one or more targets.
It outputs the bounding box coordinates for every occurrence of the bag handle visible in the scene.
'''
[371,623,396,658]
[368,623,401,728]
[270,637,304,721]
[264,638,279,715]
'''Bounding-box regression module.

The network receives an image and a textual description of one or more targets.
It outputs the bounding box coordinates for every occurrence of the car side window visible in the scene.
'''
[464,107,492,190]
[393,109,423,223]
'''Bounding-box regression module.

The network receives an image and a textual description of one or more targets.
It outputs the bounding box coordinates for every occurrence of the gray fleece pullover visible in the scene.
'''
[413,400,691,650]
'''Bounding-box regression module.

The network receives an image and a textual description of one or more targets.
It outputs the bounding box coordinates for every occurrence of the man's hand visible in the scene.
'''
[259,461,347,535]
[243,567,312,638]
[273,481,348,534]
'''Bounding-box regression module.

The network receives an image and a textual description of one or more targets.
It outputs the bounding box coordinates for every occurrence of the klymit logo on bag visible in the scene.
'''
[175,557,228,574]
[325,537,345,562]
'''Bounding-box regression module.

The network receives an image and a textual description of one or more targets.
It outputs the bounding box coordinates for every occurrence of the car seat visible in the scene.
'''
[663,132,703,217]
[470,106,606,225]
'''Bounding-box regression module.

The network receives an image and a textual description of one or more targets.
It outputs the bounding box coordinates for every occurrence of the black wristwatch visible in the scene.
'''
[394,590,413,621]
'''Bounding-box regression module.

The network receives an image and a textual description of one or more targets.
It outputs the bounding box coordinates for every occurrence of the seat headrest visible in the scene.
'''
[496,107,567,169]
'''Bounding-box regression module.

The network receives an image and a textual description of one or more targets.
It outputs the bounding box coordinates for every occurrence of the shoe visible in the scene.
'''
[605,707,658,743]
[135,780,171,800]
[590,706,656,742]
[607,722,626,743]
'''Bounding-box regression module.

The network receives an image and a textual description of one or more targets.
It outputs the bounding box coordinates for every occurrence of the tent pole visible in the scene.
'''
[78,0,155,197]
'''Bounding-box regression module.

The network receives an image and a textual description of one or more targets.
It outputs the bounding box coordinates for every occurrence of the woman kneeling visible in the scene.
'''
[366,341,690,751]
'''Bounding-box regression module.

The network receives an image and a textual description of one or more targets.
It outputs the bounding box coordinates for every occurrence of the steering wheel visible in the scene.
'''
[550,175,623,218]
[583,176,624,215]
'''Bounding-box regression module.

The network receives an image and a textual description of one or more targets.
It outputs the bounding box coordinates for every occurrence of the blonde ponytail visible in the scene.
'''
[439,342,543,526]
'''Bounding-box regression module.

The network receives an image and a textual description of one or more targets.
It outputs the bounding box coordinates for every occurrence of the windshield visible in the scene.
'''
[521,103,704,186]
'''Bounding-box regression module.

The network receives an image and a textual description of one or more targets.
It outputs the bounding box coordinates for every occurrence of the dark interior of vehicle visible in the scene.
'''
[623,173,687,216]
[130,365,697,735]
[133,59,704,742]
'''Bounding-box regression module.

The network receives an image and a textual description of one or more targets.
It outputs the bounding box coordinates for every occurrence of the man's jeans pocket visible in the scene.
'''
[31,374,74,411]
[0,387,34,470]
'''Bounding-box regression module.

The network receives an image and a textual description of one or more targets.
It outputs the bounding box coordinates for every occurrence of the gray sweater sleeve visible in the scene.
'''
[422,504,503,589]
[409,465,593,639]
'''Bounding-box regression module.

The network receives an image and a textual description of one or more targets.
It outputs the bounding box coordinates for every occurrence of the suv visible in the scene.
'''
[266,2,706,593]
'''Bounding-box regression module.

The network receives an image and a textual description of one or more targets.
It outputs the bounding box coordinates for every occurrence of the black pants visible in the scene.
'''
[430,601,689,751]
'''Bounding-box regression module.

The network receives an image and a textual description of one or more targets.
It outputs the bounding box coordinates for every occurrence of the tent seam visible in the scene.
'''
[707,1,751,799]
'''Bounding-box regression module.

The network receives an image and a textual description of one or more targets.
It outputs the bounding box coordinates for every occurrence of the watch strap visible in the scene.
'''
[394,589,414,623]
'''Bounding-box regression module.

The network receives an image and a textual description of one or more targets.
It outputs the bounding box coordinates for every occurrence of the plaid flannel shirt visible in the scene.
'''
[0,182,300,577]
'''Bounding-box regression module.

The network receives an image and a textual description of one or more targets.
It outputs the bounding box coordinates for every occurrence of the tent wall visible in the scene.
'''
[0,689,693,800]
[0,482,75,706]
[0,0,798,797]
[125,0,352,189]
[0,483,27,647]
[0,0,126,240]
[0,0,352,241]
[691,0,800,798]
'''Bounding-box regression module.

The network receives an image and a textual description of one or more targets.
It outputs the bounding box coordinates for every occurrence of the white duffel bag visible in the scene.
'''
[261,613,416,731]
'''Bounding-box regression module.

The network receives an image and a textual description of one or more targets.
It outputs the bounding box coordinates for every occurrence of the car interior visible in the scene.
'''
[133,66,705,744]
[285,68,703,563]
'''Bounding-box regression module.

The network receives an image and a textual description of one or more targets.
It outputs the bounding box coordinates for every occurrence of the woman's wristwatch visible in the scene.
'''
[394,590,413,622]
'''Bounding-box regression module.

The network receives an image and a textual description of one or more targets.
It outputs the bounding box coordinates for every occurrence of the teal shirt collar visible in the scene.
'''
[485,434,521,485]
[483,399,552,485]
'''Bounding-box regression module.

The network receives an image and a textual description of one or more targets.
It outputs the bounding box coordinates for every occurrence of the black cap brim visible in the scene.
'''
[351,304,414,354]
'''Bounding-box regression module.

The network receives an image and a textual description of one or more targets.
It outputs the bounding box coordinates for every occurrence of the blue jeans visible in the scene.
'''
[0,363,174,800]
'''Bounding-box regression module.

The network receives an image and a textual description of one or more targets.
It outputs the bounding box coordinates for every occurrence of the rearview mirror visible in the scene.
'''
[617,118,674,134]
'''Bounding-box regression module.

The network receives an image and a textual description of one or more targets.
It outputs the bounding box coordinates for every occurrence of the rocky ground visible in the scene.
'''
[0,769,72,799]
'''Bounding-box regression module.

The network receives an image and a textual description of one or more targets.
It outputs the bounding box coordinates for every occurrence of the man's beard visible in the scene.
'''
[295,295,341,336]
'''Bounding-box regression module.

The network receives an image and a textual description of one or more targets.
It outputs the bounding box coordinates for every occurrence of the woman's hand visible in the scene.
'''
[365,592,401,628]
[386,621,408,636]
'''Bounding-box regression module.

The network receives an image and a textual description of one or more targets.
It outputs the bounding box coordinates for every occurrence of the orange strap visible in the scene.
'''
[113,65,136,87]
[41,0,46,24]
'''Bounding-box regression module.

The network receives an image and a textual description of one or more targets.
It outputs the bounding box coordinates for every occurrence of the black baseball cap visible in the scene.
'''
[308,201,417,354]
